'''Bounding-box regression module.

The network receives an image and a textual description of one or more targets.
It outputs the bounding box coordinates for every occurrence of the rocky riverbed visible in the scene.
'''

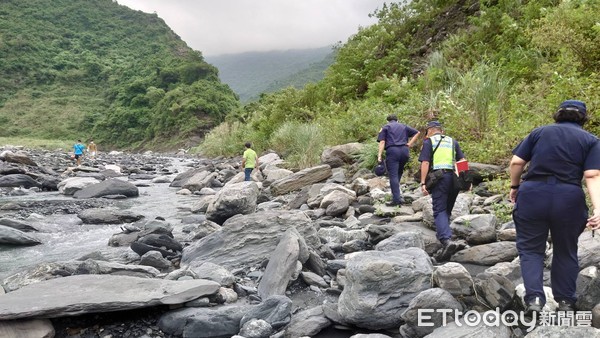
[0,144,600,338]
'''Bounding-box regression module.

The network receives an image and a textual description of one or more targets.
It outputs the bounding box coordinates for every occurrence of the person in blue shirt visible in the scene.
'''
[377,114,420,206]
[418,120,466,261]
[510,100,600,315]
[73,139,86,166]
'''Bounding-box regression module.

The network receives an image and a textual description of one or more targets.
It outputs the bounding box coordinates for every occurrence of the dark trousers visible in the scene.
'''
[513,179,587,305]
[244,168,253,181]
[431,172,459,242]
[385,145,409,203]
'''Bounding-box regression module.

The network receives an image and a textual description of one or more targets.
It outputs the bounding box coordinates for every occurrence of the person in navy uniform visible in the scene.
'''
[418,121,466,261]
[377,114,420,206]
[510,100,600,315]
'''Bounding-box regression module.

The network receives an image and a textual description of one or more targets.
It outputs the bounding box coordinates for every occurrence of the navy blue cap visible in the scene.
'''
[374,161,386,176]
[559,100,587,116]
[426,120,442,129]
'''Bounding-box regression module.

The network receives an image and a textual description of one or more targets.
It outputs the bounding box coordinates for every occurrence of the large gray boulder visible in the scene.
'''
[139,251,172,270]
[400,288,463,338]
[308,183,356,209]
[73,178,139,198]
[0,275,220,320]
[263,166,293,184]
[0,174,40,188]
[338,248,433,329]
[318,226,369,245]
[576,266,600,311]
[2,261,160,292]
[474,272,515,310]
[258,227,308,299]
[375,231,425,251]
[205,181,260,224]
[366,223,439,255]
[189,262,236,287]
[240,295,293,329]
[159,305,253,338]
[451,241,518,265]
[0,225,41,246]
[169,168,208,188]
[57,177,101,195]
[182,170,216,192]
[321,190,352,217]
[284,305,331,338]
[451,214,498,245]
[258,153,282,170]
[77,208,144,224]
[270,164,332,196]
[182,210,321,270]
[320,143,363,168]
[432,262,474,296]
[577,230,600,269]
[0,218,37,232]
[239,319,273,338]
[0,151,37,166]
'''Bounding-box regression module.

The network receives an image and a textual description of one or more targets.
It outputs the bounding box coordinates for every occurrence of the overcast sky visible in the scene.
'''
[116,0,389,56]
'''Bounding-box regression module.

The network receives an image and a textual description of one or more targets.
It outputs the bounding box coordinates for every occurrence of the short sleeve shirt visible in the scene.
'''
[74,143,86,155]
[418,136,465,163]
[243,148,257,168]
[377,121,419,149]
[512,122,600,185]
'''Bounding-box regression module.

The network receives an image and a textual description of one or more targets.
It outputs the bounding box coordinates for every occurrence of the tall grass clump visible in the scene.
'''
[354,141,380,171]
[449,63,510,138]
[269,121,325,169]
[0,137,73,151]
[194,121,248,157]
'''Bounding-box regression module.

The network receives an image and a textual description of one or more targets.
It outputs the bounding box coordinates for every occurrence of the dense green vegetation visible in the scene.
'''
[206,47,334,103]
[0,0,238,150]
[201,0,600,169]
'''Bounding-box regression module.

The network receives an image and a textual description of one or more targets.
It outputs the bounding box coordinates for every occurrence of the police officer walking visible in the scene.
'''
[377,114,420,206]
[510,100,600,315]
[418,121,466,261]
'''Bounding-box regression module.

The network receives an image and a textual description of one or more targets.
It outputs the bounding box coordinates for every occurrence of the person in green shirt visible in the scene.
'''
[242,142,259,181]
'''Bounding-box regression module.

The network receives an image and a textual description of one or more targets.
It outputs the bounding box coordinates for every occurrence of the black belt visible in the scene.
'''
[434,169,453,173]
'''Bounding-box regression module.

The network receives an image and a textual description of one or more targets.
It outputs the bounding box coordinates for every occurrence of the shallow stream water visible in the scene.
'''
[0,158,198,279]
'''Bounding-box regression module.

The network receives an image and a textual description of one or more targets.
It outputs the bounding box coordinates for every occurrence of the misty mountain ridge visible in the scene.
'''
[206,46,335,102]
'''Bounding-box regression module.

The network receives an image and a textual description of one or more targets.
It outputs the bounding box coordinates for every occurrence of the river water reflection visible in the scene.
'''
[0,158,199,280]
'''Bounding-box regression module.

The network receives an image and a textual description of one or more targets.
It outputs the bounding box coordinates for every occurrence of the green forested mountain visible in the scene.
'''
[202,0,600,168]
[0,0,238,149]
[259,51,337,101]
[205,47,334,103]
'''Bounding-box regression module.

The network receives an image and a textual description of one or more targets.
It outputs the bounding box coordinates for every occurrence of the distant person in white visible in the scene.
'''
[87,140,98,159]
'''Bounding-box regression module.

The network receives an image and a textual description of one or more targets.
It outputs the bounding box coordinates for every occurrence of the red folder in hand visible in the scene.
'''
[455,160,469,175]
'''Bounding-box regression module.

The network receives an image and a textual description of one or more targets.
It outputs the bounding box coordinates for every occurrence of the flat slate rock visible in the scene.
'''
[73,179,139,199]
[0,275,220,320]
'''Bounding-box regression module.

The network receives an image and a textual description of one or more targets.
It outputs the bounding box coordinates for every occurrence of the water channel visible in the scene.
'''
[0,157,198,279]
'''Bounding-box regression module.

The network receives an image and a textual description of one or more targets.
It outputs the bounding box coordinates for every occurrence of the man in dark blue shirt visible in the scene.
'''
[418,121,466,261]
[377,114,420,206]
[510,100,600,315]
